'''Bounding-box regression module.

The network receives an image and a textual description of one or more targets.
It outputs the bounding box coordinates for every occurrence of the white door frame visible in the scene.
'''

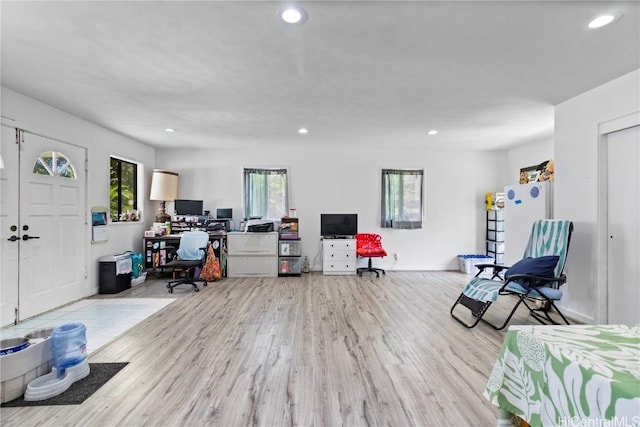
[1,126,21,326]
[596,111,640,324]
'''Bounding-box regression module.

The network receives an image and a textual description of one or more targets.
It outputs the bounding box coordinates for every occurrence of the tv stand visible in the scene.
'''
[322,237,356,275]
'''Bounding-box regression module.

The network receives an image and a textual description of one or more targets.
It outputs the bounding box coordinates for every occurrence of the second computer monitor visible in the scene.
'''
[216,208,232,219]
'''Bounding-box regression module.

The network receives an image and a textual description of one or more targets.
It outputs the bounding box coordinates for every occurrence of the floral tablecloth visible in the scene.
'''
[484,324,640,427]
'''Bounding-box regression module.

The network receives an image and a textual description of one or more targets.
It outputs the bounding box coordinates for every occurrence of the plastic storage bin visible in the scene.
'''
[279,257,302,275]
[458,254,494,274]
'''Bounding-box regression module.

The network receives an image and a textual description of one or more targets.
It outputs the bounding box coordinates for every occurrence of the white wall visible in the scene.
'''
[554,69,640,323]
[1,87,156,295]
[157,146,507,271]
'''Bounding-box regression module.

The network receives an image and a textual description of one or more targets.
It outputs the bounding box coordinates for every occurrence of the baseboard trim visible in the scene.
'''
[560,307,594,325]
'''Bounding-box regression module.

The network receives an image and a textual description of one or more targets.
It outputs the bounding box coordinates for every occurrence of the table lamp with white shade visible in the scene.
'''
[149,169,178,223]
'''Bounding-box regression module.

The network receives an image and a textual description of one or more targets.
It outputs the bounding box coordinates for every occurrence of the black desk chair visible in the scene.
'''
[165,230,210,293]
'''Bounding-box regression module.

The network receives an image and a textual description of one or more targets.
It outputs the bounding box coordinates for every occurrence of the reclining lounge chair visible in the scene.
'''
[450,219,574,330]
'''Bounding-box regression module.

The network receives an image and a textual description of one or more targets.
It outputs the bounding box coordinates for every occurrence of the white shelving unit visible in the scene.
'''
[486,210,505,265]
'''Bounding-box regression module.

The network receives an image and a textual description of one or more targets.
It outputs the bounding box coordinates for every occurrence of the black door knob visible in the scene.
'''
[7,235,19,242]
[22,234,40,241]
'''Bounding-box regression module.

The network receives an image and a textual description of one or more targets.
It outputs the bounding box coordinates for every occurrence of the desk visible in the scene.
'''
[485,324,640,427]
[143,232,226,277]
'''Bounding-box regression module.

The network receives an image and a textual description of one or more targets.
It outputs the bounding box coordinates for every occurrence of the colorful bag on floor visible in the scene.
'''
[199,244,222,281]
[126,251,144,278]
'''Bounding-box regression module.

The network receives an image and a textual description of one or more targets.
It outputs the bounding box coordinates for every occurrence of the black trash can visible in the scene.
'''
[99,254,132,294]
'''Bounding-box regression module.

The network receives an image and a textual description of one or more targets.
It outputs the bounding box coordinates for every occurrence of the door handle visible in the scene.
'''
[22,234,40,241]
[7,235,19,242]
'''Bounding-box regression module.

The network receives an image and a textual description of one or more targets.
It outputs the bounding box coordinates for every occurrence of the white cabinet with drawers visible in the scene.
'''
[227,232,278,277]
[322,238,357,275]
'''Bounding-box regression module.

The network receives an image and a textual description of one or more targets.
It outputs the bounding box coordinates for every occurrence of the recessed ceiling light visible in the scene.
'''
[164,128,175,133]
[427,129,438,135]
[587,12,622,29]
[298,128,308,134]
[279,6,308,24]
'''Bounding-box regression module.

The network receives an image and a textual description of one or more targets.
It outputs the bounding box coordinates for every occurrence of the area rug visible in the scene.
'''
[1,362,128,407]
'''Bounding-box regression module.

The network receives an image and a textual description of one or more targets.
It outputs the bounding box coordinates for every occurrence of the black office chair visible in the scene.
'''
[165,230,210,293]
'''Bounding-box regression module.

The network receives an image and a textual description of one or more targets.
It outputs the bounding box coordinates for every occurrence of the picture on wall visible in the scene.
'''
[520,159,554,184]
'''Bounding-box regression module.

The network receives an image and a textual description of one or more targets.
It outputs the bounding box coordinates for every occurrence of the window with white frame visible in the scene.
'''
[243,168,289,220]
[380,169,423,229]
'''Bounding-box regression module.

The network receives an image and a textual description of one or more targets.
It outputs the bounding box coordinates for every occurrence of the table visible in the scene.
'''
[143,232,226,277]
[485,324,640,427]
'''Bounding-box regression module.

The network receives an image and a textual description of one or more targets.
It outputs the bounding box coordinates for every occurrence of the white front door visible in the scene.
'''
[1,127,21,326]
[607,125,640,325]
[0,127,87,326]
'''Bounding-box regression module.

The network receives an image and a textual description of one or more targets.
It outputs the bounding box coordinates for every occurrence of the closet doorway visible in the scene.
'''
[1,126,87,326]
[606,124,639,324]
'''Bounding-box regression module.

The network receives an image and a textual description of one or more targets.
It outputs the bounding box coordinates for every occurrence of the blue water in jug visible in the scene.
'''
[51,322,87,374]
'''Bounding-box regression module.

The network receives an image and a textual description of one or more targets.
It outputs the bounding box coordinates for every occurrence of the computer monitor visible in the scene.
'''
[216,208,232,219]
[174,199,203,216]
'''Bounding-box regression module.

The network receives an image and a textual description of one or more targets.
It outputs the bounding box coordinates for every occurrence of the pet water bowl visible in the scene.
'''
[0,338,30,356]
[24,359,90,401]
[23,323,89,402]
[1,328,54,403]
[25,328,55,340]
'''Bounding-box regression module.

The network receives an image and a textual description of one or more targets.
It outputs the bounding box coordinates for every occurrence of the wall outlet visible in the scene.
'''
[394,253,398,261]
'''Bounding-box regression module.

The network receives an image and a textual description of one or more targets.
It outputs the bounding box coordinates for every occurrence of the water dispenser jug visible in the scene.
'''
[51,323,87,372]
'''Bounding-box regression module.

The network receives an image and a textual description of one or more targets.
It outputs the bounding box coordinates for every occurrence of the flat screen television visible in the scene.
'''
[320,213,358,237]
[174,199,203,216]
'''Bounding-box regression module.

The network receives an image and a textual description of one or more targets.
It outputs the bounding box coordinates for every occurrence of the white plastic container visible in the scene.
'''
[458,255,494,274]
[0,328,53,403]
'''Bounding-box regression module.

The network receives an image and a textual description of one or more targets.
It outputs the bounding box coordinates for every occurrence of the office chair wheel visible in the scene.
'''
[194,287,199,292]
[168,288,173,294]
[166,283,170,289]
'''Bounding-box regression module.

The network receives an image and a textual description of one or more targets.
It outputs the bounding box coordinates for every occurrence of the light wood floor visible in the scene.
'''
[1,271,546,426]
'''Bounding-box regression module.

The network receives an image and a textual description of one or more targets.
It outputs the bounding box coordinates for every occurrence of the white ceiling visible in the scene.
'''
[1,1,638,151]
